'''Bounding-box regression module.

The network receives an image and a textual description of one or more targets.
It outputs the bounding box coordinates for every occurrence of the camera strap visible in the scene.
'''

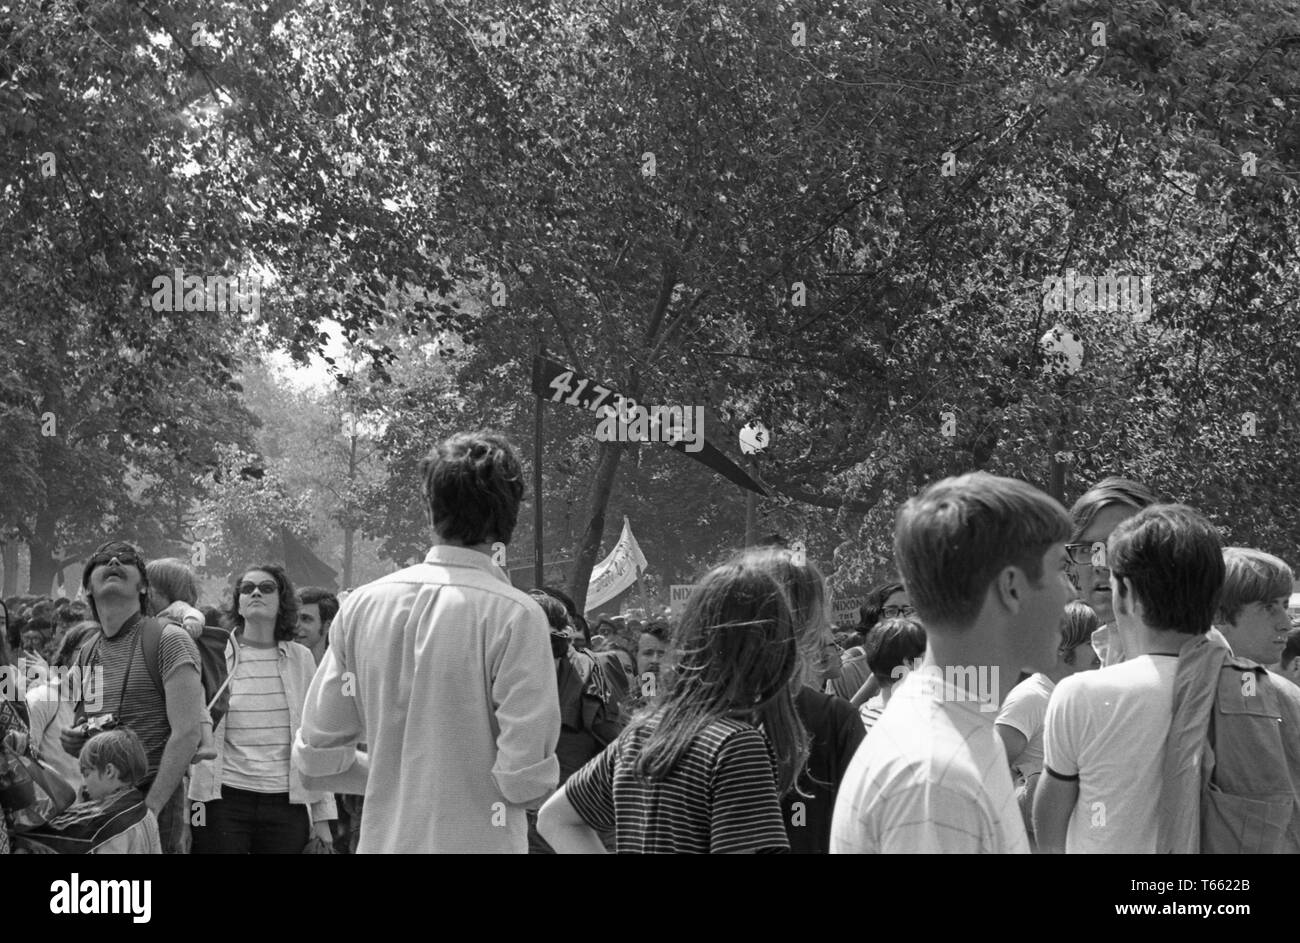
[75,612,145,722]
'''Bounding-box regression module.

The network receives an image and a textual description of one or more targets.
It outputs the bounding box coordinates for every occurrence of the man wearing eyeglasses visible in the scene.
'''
[61,540,206,854]
[1067,478,1228,665]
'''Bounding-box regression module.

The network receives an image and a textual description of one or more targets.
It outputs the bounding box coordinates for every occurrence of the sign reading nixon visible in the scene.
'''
[670,584,697,607]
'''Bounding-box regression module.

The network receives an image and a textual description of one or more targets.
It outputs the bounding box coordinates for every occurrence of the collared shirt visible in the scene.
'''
[293,545,561,853]
[189,637,336,824]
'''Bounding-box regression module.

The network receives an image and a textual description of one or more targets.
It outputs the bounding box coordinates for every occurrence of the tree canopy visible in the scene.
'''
[3,0,1298,602]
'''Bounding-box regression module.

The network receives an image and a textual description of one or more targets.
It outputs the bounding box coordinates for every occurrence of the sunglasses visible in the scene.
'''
[238,580,279,596]
[91,551,141,568]
[882,605,916,619]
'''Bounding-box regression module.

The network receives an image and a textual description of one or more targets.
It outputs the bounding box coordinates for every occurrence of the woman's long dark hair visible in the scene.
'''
[226,563,300,642]
[629,550,810,795]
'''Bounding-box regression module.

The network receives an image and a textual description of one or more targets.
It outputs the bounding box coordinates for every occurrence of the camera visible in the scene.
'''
[85,713,120,733]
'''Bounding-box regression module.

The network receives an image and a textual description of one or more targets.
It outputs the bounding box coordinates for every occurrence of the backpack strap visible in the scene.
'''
[139,617,166,699]
[72,633,103,721]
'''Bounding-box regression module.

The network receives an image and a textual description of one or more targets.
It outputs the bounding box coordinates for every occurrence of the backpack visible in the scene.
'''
[78,617,234,727]
[557,650,628,747]
[143,620,235,727]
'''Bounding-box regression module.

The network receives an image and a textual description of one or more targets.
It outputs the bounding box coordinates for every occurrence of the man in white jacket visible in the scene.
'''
[293,430,561,853]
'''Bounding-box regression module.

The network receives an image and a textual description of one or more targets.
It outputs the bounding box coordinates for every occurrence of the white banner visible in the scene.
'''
[585,517,648,612]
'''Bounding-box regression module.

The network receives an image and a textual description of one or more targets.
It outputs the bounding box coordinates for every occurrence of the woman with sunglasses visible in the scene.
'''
[189,564,336,854]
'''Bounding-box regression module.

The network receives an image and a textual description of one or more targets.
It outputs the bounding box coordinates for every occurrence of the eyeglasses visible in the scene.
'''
[882,605,915,619]
[238,580,279,596]
[1066,543,1108,568]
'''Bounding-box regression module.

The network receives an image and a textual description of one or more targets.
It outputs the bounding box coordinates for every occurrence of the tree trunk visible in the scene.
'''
[1,541,16,596]
[568,440,623,613]
[342,433,358,589]
[28,533,61,597]
[342,526,355,590]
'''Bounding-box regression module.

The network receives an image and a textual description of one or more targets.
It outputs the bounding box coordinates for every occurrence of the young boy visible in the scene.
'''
[15,728,161,854]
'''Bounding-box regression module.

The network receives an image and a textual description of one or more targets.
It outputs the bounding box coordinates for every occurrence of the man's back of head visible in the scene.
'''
[419,431,526,547]
[1107,504,1224,637]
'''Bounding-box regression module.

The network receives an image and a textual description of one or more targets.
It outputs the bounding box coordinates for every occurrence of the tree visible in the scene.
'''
[190,444,314,579]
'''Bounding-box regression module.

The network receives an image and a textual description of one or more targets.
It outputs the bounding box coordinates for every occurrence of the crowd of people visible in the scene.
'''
[3,428,1300,853]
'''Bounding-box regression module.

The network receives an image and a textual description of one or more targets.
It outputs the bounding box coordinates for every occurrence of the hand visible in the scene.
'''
[4,730,29,756]
[313,821,334,844]
[60,724,89,758]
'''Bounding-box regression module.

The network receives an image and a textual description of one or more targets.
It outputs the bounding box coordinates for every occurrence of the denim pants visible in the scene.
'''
[190,785,309,854]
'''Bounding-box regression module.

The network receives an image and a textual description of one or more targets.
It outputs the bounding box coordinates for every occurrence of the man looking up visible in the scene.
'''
[61,540,205,855]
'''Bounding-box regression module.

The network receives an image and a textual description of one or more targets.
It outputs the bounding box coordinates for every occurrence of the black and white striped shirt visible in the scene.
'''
[564,714,789,853]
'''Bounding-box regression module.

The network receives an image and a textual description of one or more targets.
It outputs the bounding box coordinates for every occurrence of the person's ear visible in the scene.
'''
[995,567,1023,614]
[1111,575,1134,618]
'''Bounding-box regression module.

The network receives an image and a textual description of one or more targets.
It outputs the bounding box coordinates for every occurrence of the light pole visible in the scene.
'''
[1039,326,1084,504]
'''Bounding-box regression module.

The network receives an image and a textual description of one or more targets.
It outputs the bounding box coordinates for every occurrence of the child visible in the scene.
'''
[538,550,810,853]
[157,599,206,639]
[14,728,161,854]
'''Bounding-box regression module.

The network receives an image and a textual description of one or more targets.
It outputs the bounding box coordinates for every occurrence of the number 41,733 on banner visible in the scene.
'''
[529,355,766,497]
[531,358,639,418]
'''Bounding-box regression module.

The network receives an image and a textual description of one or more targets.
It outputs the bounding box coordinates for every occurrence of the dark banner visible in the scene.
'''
[530,356,765,496]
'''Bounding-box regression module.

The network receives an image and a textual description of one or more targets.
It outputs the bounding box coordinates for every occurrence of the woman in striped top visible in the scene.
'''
[539,550,810,853]
[189,564,335,854]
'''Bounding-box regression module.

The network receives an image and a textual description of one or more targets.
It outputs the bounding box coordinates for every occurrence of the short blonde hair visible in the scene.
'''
[80,728,148,787]
[1059,602,1099,663]
[1219,548,1293,625]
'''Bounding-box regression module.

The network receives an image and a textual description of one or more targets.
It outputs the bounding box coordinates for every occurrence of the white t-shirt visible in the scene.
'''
[1093,624,1230,667]
[996,673,1055,778]
[1042,654,1178,854]
[831,671,1029,854]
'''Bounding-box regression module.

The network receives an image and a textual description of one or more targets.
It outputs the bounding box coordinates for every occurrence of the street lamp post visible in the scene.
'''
[1039,326,1084,504]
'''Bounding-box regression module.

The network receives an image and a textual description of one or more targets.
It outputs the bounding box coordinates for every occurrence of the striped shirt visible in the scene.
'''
[832,671,1029,854]
[82,617,201,780]
[564,714,789,854]
[222,645,292,792]
[863,697,883,733]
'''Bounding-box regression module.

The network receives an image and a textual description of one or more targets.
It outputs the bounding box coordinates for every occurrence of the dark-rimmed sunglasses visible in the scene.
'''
[238,580,279,596]
[91,550,141,569]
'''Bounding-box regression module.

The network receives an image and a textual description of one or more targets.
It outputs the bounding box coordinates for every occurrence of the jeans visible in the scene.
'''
[191,785,309,854]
